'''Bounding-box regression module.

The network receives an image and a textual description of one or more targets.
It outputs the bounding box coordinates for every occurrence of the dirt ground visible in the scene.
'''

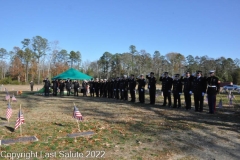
[1,85,240,160]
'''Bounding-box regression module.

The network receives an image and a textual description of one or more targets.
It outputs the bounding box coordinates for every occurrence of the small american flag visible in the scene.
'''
[12,94,17,101]
[73,106,83,120]
[15,110,25,130]
[6,103,12,120]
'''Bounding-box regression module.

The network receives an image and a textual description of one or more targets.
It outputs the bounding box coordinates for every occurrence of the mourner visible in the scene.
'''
[206,70,220,114]
[65,78,71,96]
[73,80,80,96]
[160,72,173,107]
[137,74,146,103]
[52,79,58,96]
[43,77,51,96]
[181,71,194,110]
[59,80,65,96]
[146,72,156,104]
[192,71,207,112]
[172,74,183,108]
[30,81,34,91]
[82,80,87,96]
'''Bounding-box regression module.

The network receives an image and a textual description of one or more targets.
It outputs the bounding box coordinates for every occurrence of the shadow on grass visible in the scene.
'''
[5,126,15,132]
[0,117,7,121]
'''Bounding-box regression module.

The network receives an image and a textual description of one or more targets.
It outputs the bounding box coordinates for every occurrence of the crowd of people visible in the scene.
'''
[42,70,220,114]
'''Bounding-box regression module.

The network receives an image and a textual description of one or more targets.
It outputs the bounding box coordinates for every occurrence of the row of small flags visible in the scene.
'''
[6,103,24,130]
[5,103,83,131]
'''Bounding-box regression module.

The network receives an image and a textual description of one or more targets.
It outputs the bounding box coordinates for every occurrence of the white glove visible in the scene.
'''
[189,91,192,94]
[148,85,150,89]
[114,89,116,91]
[93,88,95,89]
[202,92,205,96]
[168,90,171,93]
[78,88,79,90]
[70,87,71,89]
[179,93,182,95]
[122,89,124,91]
[141,89,143,92]
[49,87,51,89]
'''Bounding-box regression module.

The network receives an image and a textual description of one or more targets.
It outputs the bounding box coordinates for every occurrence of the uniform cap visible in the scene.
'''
[175,74,180,77]
[196,70,202,74]
[164,72,168,74]
[209,70,215,74]
[150,72,154,74]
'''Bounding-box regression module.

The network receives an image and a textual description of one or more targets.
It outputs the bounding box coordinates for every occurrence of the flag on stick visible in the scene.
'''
[6,103,12,120]
[73,105,83,121]
[12,94,17,101]
[15,109,25,130]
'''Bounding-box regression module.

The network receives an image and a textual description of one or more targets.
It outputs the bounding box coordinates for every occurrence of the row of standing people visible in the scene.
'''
[43,78,89,96]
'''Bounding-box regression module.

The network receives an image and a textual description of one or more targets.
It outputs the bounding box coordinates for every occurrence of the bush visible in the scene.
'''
[0,77,20,85]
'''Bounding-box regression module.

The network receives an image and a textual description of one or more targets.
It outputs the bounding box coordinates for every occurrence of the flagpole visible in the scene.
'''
[73,103,80,132]
[8,99,10,124]
[20,104,22,137]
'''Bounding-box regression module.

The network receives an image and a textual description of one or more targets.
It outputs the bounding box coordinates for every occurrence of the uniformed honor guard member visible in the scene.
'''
[129,74,136,102]
[172,74,183,108]
[160,72,173,107]
[181,71,194,110]
[137,74,146,103]
[89,79,95,97]
[122,75,129,101]
[146,72,156,104]
[65,78,71,96]
[192,71,207,112]
[43,78,51,96]
[206,70,220,114]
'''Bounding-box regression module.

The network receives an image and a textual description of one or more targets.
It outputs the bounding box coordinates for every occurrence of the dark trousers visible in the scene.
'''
[138,89,145,103]
[90,89,95,97]
[60,90,64,96]
[53,88,57,96]
[184,92,191,109]
[173,93,181,108]
[123,90,128,101]
[163,91,171,106]
[67,89,71,96]
[74,89,78,96]
[116,89,120,99]
[208,94,216,114]
[95,89,99,97]
[31,86,33,91]
[130,89,135,102]
[44,88,49,96]
[194,93,204,111]
[149,88,156,104]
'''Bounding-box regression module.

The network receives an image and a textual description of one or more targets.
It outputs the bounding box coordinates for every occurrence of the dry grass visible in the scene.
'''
[0,85,240,160]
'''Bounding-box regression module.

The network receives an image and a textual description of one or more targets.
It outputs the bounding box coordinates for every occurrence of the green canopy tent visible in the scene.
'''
[52,68,92,80]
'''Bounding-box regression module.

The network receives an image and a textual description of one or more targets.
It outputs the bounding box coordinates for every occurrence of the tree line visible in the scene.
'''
[1,36,240,84]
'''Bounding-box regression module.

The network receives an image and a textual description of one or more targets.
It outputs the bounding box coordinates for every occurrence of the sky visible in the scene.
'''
[1,0,240,63]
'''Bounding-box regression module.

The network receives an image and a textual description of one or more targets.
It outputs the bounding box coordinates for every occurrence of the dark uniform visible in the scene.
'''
[73,80,80,96]
[160,72,173,107]
[95,79,100,97]
[137,75,146,103]
[206,71,220,114]
[82,81,87,96]
[129,75,136,102]
[123,77,129,101]
[181,71,194,110]
[192,71,207,112]
[43,78,51,96]
[146,72,156,104]
[172,74,183,108]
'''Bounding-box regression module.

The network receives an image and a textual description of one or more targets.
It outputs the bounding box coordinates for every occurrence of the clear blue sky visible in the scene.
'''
[1,0,240,62]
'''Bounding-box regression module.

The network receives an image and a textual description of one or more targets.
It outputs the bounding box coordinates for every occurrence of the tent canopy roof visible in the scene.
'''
[52,68,92,80]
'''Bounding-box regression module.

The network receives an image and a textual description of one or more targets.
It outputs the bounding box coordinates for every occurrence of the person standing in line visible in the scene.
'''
[146,72,157,105]
[181,71,194,110]
[192,71,207,112]
[206,70,220,114]
[137,74,146,103]
[129,74,136,102]
[172,74,183,108]
[160,72,173,107]
[59,80,65,96]
[73,80,80,96]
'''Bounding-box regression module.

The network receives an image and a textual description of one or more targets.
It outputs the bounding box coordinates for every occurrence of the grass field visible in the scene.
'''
[0,85,240,160]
